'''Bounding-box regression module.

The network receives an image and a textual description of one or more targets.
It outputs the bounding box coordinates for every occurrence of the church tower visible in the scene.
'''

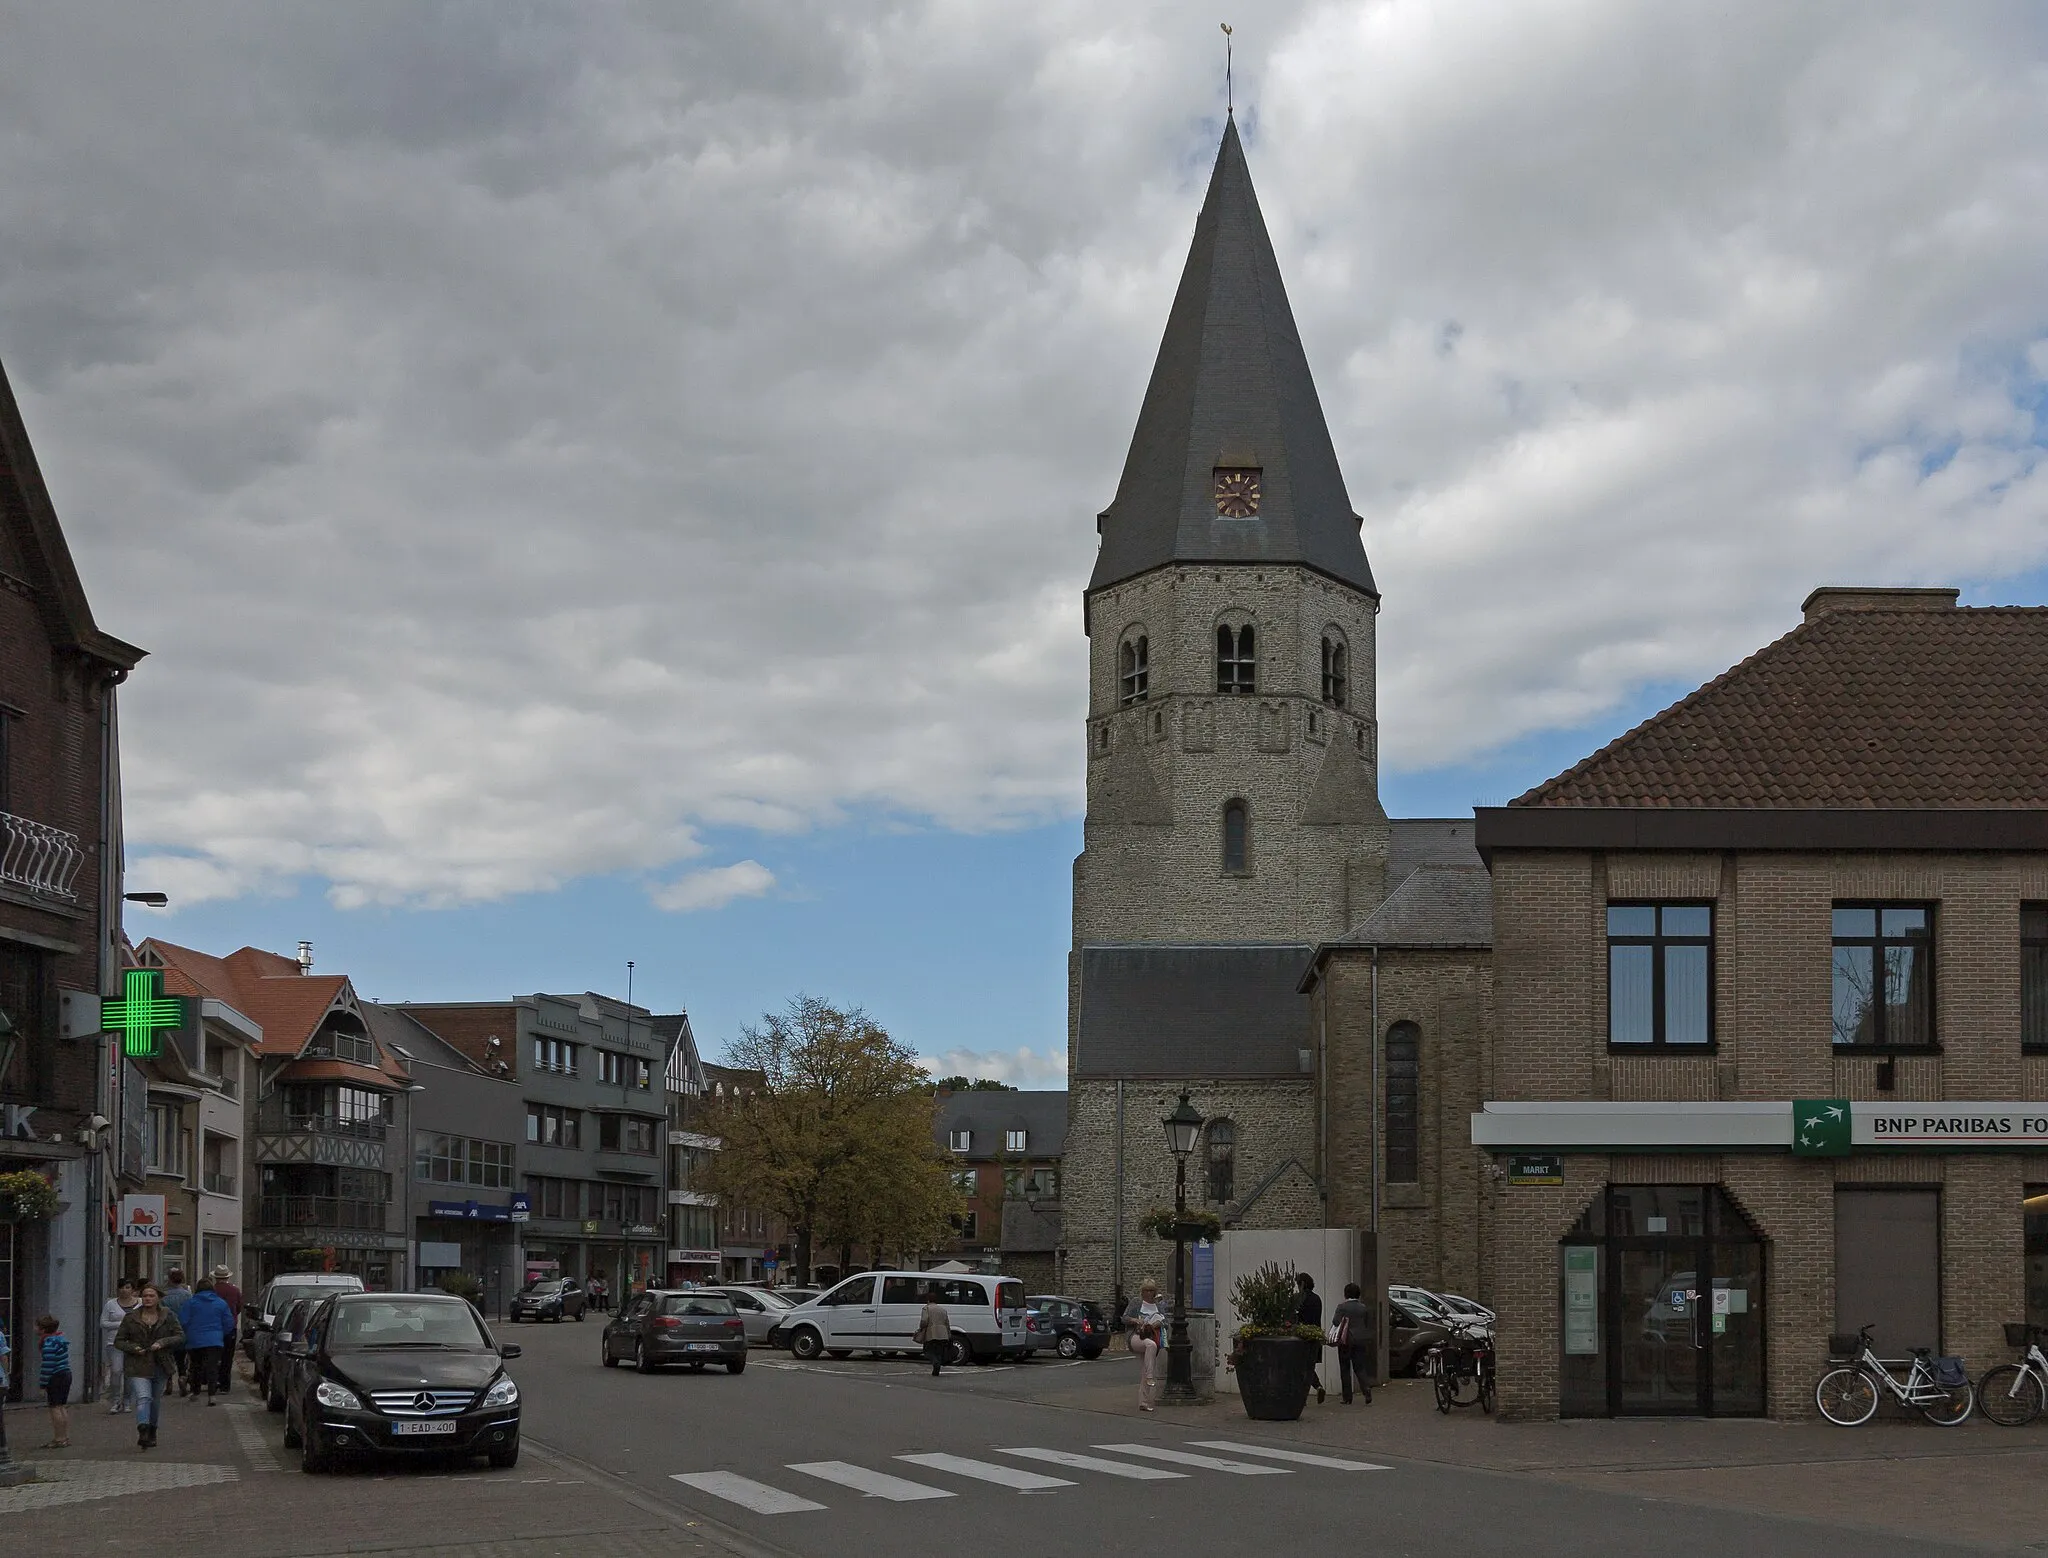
[1064,119,1388,1310]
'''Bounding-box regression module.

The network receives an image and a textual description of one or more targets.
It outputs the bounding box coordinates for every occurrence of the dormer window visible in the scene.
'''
[949,1128,971,1152]
[1005,1129,1027,1152]
[1216,624,1255,694]
[1213,467,1261,518]
[1119,634,1150,705]
[1321,634,1348,708]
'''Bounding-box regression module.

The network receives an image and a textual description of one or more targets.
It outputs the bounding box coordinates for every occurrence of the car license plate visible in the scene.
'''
[685,1342,723,1352]
[392,1420,457,1436]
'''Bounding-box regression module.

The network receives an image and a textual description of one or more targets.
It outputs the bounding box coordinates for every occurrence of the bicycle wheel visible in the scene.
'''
[1815,1366,1879,1425]
[1447,1367,1482,1407]
[1479,1368,1497,1415]
[1976,1363,2045,1427]
[1920,1379,1974,1426]
[1434,1369,1454,1413]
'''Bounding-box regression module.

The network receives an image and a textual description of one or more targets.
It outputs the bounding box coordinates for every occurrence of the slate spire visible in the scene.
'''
[1091,117,1375,597]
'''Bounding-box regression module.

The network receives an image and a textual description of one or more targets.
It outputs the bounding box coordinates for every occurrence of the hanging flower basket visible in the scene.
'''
[0,1169,59,1222]
[1138,1206,1221,1242]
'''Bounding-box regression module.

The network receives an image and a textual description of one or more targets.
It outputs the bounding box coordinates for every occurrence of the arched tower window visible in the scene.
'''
[1119,634,1150,706]
[1321,634,1348,708]
[1205,1118,1236,1202]
[1216,624,1256,694]
[1221,799,1250,874]
[1385,1021,1420,1183]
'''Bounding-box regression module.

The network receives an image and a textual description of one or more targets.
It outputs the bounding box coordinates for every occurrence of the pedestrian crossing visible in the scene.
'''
[670,1440,1387,1516]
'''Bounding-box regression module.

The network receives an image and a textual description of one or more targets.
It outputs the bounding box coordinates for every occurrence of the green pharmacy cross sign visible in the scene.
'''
[104,968,190,1059]
[1793,1098,1851,1156]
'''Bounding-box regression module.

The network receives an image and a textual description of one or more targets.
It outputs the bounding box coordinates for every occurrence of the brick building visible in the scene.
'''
[0,355,143,1398]
[933,1088,1065,1288]
[1475,587,2048,1418]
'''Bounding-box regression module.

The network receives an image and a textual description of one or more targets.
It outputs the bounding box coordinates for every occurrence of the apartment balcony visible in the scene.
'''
[253,1101,388,1171]
[201,1172,237,1197]
[0,810,83,903]
[256,1195,389,1232]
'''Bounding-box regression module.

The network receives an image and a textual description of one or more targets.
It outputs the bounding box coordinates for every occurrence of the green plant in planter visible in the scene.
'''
[1229,1261,1325,1345]
[1137,1205,1222,1242]
[0,1169,59,1222]
[437,1271,484,1305]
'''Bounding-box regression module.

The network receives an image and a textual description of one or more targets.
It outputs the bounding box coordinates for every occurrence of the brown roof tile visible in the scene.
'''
[1515,602,2048,810]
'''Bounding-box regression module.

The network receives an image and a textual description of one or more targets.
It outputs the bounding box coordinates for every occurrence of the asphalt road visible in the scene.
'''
[505,1318,1971,1558]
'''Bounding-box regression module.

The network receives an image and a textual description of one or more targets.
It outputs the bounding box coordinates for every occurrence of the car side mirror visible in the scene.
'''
[500,1343,522,1360]
[255,1319,273,1333]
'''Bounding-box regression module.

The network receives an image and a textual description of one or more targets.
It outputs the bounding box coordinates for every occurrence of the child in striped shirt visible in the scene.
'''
[38,1315,71,1448]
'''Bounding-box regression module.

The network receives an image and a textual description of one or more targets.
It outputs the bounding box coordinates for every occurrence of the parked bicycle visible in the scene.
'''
[1814,1323,1974,1426]
[1977,1322,2048,1427]
[1424,1315,1496,1414]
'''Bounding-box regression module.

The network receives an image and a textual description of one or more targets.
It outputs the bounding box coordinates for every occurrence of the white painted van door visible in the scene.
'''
[816,1275,879,1348]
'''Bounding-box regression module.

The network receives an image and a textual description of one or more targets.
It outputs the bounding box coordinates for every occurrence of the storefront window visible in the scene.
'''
[2026,1185,2048,1336]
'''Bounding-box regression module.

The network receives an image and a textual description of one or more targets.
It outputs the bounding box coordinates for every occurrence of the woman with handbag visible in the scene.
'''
[1123,1279,1166,1412]
[914,1284,952,1376]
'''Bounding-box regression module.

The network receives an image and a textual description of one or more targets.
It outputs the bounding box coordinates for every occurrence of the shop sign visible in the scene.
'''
[626,1224,657,1237]
[510,1192,530,1222]
[429,1199,513,1221]
[1505,1153,1563,1185]
[119,1194,166,1244]
[1851,1104,2048,1148]
[1476,1099,2048,1153]
[582,1220,600,1234]
[1563,1246,1598,1356]
[103,968,190,1060]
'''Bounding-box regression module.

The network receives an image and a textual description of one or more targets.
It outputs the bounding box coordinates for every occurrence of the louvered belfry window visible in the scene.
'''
[1216,625,1255,693]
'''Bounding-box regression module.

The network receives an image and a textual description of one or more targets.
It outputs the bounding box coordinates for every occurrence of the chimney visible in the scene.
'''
[296,941,314,975]
[1802,586,1959,624]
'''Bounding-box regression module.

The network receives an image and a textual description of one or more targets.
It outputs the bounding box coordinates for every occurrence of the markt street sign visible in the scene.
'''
[103,968,190,1060]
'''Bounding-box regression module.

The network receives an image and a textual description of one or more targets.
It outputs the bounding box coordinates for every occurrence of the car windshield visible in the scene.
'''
[662,1293,736,1317]
[328,1300,489,1350]
[519,1281,562,1295]
[738,1289,794,1309]
[268,1284,337,1317]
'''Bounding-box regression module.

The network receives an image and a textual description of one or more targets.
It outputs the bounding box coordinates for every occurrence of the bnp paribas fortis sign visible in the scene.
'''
[1471,1099,2048,1155]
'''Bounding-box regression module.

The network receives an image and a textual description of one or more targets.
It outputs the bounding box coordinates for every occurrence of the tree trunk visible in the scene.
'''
[838,1240,854,1277]
[794,1219,814,1285]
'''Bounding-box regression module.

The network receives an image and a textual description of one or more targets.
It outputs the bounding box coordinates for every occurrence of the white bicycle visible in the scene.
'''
[1977,1323,2048,1427]
[1814,1323,1974,1426]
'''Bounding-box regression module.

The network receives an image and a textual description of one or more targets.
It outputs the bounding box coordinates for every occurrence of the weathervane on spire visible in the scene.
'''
[1221,22,1234,115]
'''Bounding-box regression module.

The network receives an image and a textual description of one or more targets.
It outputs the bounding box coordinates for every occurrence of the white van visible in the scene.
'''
[771,1272,1029,1365]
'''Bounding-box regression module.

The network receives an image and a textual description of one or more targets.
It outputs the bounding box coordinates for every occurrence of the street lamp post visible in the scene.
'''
[1160,1090,1204,1402]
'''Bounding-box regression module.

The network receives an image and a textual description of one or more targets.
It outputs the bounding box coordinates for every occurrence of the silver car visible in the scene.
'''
[714,1285,797,1345]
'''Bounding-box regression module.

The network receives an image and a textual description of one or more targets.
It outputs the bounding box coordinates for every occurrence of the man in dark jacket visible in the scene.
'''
[211,1267,242,1393]
[160,1269,194,1395]
[1295,1272,1326,1405]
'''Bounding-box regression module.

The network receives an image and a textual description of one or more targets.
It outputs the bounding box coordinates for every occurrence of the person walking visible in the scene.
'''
[914,1284,952,1375]
[1331,1282,1373,1404]
[180,1278,234,1405]
[114,1283,183,1450]
[1123,1278,1166,1412]
[212,1268,243,1394]
[101,1279,138,1412]
[159,1268,194,1396]
[1295,1272,1326,1405]
[37,1315,72,1448]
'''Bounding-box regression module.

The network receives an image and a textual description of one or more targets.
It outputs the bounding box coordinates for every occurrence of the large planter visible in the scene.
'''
[1234,1335,1316,1421]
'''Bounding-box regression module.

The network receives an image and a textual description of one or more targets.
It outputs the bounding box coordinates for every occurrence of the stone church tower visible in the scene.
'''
[1063,118,1390,1310]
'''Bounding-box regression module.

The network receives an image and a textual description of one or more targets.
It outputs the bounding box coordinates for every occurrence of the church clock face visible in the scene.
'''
[1214,466,1261,518]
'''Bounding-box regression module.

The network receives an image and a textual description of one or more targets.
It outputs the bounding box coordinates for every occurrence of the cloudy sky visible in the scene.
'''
[5,3,2045,1081]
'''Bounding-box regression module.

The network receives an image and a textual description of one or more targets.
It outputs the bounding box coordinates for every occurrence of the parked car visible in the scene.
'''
[1388,1283,1459,1326]
[713,1285,797,1345]
[1436,1292,1498,1327]
[282,1292,522,1473]
[768,1272,1029,1365]
[769,1285,820,1304]
[1388,1298,1452,1377]
[246,1274,366,1384]
[507,1277,586,1323]
[601,1288,748,1373]
[1025,1294,1109,1360]
[261,1297,324,1412]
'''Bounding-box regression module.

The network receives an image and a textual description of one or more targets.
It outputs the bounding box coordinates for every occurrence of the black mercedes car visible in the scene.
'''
[601,1288,748,1373]
[507,1277,586,1322]
[283,1292,522,1472]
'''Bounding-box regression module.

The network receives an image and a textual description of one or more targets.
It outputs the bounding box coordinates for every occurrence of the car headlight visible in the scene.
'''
[483,1376,519,1407]
[314,1381,362,1410]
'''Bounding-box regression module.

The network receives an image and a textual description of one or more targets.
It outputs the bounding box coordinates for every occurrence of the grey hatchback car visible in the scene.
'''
[601,1289,748,1374]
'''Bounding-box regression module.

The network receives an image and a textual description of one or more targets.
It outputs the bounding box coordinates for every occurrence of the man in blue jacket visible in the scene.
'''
[178,1278,235,1405]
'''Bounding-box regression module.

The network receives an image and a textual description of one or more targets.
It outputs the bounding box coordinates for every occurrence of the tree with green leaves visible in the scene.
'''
[703,996,953,1282]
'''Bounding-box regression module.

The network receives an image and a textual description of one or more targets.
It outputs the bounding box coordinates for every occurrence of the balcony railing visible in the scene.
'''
[256,1195,388,1231]
[256,1101,386,1139]
[0,810,83,902]
[202,1172,236,1196]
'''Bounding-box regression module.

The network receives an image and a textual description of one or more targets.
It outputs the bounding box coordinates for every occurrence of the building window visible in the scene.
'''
[1216,624,1256,694]
[1119,635,1149,706]
[1607,904,1713,1047]
[145,1102,189,1178]
[1385,1023,1420,1183]
[950,1169,977,1194]
[1222,799,1250,874]
[0,940,45,1097]
[2024,906,2048,1052]
[0,708,11,812]
[598,1050,625,1085]
[599,1114,656,1154]
[526,1103,581,1149]
[1205,1118,1235,1202]
[1832,904,1934,1048]
[1004,1128,1027,1152]
[1321,635,1348,708]
[949,1128,971,1152]
[533,1037,579,1075]
[414,1133,514,1189]
[955,1210,978,1242]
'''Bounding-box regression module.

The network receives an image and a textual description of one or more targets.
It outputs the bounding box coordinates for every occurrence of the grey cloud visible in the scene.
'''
[2,1,2044,908]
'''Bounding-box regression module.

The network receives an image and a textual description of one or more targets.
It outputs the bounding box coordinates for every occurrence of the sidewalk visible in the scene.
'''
[0,1384,728,1558]
[1022,1358,2048,1552]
